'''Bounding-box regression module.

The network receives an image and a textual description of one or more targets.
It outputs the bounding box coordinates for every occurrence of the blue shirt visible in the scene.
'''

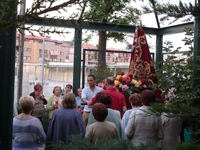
[121,107,139,130]
[75,96,84,110]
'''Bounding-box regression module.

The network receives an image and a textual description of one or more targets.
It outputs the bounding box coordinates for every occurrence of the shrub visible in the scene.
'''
[49,134,200,150]
[49,134,156,150]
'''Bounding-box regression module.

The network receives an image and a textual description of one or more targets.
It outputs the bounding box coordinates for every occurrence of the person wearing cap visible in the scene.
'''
[65,84,73,94]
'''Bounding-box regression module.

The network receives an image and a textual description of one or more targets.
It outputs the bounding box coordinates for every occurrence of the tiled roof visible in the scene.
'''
[16,34,63,44]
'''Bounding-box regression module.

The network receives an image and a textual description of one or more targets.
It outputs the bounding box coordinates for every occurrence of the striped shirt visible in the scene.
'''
[13,116,46,150]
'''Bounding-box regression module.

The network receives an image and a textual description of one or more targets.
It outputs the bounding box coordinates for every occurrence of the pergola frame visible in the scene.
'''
[0,4,199,149]
[26,18,194,93]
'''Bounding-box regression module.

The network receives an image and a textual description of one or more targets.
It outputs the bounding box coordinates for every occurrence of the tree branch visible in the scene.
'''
[38,0,79,15]
[78,1,88,20]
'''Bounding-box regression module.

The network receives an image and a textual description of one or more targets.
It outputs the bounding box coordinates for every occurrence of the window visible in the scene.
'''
[66,52,69,56]
[66,52,70,60]
[23,56,31,60]
[45,41,55,45]
[88,54,92,61]
[28,40,34,43]
[39,49,48,57]
[60,52,64,55]
[49,58,57,62]
[39,49,47,54]
[60,59,64,62]
[24,47,31,52]
[50,50,59,56]
[50,55,57,62]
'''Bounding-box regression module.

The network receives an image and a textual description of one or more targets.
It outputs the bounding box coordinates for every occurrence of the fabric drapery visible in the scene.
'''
[128,27,157,85]
[128,28,162,99]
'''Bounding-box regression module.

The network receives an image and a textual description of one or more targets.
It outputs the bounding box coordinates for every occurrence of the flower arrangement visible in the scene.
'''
[114,72,153,95]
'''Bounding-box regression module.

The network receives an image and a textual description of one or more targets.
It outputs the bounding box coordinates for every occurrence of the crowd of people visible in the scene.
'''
[12,74,182,150]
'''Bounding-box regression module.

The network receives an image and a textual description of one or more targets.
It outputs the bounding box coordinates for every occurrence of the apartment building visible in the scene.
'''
[16,35,73,63]
[16,34,130,86]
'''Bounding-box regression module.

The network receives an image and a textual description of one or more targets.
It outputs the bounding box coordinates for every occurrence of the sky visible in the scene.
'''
[23,0,195,52]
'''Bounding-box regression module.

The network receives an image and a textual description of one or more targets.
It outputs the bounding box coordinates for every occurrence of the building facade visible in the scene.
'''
[16,34,131,87]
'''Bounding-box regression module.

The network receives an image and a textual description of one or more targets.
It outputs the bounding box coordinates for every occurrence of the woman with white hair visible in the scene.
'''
[12,95,46,150]
[46,86,63,120]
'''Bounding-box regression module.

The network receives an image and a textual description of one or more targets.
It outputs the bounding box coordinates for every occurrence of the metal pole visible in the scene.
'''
[41,1,46,86]
[66,67,68,82]
[193,0,200,88]
[155,34,163,70]
[41,32,45,86]
[35,66,36,81]
[73,28,82,94]
[17,0,26,102]
[0,0,16,148]
[56,65,58,83]
[82,49,85,88]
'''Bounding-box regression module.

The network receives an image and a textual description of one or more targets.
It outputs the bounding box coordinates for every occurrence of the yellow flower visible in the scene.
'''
[114,80,120,86]
[131,79,138,85]
[135,83,140,87]
[134,80,142,87]
[138,80,142,86]
[122,75,126,79]
[116,75,122,80]
[119,83,122,88]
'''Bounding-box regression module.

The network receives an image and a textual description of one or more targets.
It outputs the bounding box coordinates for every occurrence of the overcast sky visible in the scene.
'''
[23,0,195,51]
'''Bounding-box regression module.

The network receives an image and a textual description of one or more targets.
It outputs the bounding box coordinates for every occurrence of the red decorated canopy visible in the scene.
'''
[128,27,157,84]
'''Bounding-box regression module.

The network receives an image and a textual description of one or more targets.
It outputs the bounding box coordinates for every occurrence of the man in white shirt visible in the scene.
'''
[81,74,103,126]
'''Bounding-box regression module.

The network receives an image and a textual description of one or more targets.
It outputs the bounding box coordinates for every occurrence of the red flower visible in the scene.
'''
[55,100,58,104]
[128,74,133,78]
[120,72,125,76]
[118,77,122,82]
[125,76,131,83]
[140,78,145,83]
